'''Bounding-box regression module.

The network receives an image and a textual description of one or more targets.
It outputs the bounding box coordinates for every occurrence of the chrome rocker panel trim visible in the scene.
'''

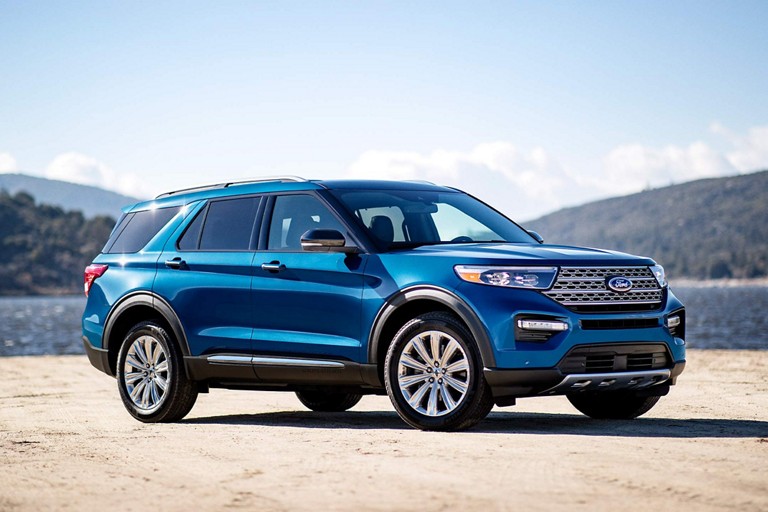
[206,354,345,368]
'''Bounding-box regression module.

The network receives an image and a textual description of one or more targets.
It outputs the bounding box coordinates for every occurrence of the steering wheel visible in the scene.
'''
[450,236,474,243]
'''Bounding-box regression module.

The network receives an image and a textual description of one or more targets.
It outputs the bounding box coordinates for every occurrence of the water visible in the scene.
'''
[0,287,766,357]
[1,296,87,356]
[671,286,768,349]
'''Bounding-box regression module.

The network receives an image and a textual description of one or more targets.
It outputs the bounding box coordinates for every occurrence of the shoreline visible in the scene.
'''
[1,350,766,511]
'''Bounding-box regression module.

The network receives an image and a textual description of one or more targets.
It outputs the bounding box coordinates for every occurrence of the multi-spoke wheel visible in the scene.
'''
[385,312,494,431]
[117,321,198,422]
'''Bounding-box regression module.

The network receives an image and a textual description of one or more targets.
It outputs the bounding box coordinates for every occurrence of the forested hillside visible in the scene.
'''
[0,191,115,295]
[526,170,768,280]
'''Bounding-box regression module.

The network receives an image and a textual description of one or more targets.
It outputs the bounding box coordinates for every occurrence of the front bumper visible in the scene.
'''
[484,360,686,403]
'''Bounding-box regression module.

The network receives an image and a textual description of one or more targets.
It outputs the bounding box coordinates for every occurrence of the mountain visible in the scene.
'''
[0,173,140,218]
[525,170,768,280]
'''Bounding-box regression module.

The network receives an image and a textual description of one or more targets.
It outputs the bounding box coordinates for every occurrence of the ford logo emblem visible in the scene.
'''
[607,276,633,293]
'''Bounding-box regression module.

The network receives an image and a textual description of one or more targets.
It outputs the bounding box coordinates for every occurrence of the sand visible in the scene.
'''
[1,349,766,511]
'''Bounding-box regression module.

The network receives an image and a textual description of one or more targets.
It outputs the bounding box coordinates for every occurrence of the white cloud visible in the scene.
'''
[599,141,734,194]
[0,152,18,173]
[45,152,149,198]
[346,142,569,220]
[712,123,768,172]
[595,123,768,196]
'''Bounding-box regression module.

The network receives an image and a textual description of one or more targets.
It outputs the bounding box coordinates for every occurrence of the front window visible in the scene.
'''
[330,189,535,250]
[267,194,347,251]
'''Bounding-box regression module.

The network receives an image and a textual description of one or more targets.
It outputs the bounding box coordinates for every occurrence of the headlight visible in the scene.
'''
[455,266,558,289]
[650,264,667,287]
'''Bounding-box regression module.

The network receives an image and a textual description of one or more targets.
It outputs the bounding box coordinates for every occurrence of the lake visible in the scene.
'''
[1,285,766,357]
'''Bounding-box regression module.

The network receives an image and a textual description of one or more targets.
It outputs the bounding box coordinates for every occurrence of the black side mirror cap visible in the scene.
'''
[300,229,359,253]
[527,230,544,244]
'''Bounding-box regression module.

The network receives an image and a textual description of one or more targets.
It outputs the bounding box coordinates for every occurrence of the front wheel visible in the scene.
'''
[384,312,494,431]
[567,392,661,419]
[117,321,198,422]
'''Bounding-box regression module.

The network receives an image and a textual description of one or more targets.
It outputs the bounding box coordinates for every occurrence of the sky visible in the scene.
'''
[1,1,767,221]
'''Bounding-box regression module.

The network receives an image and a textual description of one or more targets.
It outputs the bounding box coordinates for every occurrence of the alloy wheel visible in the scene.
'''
[122,334,170,413]
[396,330,470,417]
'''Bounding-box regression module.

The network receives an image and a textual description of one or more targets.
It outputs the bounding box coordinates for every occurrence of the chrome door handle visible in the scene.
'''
[165,258,186,269]
[261,261,285,273]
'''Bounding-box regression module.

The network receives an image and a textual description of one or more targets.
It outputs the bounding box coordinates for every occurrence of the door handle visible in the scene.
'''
[261,261,286,273]
[165,257,186,269]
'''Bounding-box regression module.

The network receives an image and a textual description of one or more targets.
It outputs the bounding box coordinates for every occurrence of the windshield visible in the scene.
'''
[329,189,536,250]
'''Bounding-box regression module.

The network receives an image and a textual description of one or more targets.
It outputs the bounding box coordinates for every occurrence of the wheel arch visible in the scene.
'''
[367,286,496,372]
[102,292,190,376]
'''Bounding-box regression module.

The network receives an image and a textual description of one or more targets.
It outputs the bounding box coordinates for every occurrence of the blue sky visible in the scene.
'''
[1,1,767,220]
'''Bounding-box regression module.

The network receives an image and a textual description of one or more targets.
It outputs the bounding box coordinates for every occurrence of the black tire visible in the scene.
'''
[384,312,494,431]
[116,321,198,423]
[567,392,661,419]
[295,390,363,412]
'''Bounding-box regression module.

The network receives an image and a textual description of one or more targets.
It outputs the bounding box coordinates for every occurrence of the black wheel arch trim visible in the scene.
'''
[103,291,191,358]
[367,285,496,368]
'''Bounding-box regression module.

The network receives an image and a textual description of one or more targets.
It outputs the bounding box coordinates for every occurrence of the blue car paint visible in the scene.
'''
[82,179,685,377]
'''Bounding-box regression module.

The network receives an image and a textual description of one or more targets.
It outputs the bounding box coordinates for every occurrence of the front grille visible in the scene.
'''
[581,318,659,330]
[543,266,663,313]
[558,343,671,374]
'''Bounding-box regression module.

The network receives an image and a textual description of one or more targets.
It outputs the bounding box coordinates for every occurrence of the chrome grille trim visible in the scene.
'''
[544,266,663,308]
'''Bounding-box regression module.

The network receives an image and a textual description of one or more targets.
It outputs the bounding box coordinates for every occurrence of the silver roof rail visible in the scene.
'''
[156,176,308,198]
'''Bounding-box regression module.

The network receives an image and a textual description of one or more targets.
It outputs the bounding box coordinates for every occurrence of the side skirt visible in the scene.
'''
[184,354,383,392]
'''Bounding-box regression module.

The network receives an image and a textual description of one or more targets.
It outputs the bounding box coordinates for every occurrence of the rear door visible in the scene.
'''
[250,193,367,361]
[154,196,262,357]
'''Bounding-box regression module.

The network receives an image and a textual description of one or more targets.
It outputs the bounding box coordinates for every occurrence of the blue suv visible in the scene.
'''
[82,177,686,431]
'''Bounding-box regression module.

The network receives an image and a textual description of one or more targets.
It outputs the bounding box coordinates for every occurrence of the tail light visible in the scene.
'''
[84,264,108,296]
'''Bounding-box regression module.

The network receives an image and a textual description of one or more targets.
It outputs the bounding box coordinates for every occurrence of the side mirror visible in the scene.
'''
[527,230,544,244]
[301,229,358,253]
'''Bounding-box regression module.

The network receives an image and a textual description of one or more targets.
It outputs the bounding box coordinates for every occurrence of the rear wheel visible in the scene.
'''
[567,392,661,419]
[117,321,198,422]
[384,312,493,431]
[295,390,362,412]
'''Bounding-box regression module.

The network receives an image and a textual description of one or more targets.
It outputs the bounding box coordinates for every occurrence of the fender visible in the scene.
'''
[103,291,191,356]
[367,285,497,368]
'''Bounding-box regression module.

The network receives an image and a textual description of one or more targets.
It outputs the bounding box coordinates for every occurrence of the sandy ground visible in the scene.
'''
[1,350,767,512]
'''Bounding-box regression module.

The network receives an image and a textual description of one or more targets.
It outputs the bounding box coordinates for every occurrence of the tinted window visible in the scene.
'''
[330,189,534,250]
[177,208,205,251]
[198,197,260,251]
[268,195,346,250]
[103,206,181,254]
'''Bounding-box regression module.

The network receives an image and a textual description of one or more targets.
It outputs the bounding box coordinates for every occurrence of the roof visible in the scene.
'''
[128,177,455,212]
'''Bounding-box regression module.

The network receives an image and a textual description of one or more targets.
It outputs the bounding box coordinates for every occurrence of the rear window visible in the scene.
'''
[103,206,181,254]
[178,196,261,251]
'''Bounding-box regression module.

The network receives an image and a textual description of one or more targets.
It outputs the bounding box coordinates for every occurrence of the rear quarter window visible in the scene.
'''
[103,206,181,254]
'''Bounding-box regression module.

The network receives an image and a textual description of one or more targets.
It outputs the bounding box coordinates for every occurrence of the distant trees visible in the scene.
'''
[0,190,115,295]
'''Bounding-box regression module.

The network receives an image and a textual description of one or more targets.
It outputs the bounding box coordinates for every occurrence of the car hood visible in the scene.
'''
[392,243,656,266]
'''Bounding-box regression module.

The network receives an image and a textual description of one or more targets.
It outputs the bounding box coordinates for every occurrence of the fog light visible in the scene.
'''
[517,319,568,332]
[667,315,681,328]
